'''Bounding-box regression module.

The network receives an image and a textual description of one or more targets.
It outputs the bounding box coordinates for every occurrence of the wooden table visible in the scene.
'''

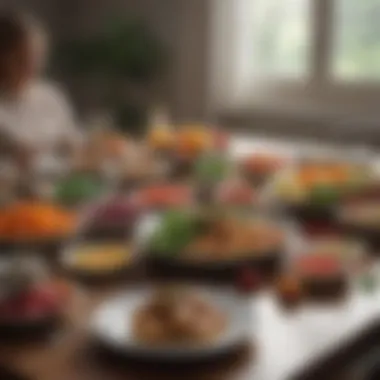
[1,281,380,380]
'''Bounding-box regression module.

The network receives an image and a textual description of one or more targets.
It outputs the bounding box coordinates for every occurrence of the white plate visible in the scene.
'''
[90,286,252,361]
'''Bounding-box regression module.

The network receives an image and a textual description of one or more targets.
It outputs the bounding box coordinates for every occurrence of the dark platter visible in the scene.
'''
[147,249,283,281]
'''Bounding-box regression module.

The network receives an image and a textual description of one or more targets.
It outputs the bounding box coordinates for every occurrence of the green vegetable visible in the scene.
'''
[308,184,340,205]
[55,175,104,206]
[150,210,198,256]
[195,153,230,184]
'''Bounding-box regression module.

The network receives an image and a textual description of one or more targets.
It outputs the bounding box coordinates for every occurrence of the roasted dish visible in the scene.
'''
[150,210,284,261]
[182,216,284,261]
[0,201,76,242]
[133,287,227,345]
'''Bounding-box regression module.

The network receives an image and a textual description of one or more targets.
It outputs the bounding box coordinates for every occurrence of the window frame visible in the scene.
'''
[210,0,380,119]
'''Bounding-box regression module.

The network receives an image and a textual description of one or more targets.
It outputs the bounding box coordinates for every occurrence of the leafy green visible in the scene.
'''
[150,211,198,256]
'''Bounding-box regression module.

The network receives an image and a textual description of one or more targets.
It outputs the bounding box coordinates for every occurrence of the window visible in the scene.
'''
[212,0,380,115]
[251,0,310,78]
[333,0,380,80]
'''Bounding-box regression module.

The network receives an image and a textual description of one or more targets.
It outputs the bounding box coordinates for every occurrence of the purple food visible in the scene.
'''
[88,197,141,230]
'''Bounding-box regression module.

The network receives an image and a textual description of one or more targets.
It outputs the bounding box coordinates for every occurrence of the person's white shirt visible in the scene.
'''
[0,80,79,150]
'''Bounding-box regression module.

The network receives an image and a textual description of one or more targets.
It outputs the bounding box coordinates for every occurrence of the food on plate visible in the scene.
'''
[295,255,344,279]
[183,216,284,261]
[149,211,199,255]
[294,254,347,299]
[55,174,105,207]
[67,243,131,273]
[176,125,213,158]
[134,184,192,209]
[338,202,380,229]
[132,287,227,345]
[0,201,76,242]
[150,210,284,261]
[86,197,140,232]
[275,275,303,308]
[337,201,380,249]
[305,239,365,265]
[0,258,67,322]
[272,162,371,205]
[0,284,62,321]
[241,154,286,177]
[148,122,228,158]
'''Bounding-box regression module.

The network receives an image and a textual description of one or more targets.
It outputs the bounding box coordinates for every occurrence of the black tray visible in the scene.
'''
[146,249,283,282]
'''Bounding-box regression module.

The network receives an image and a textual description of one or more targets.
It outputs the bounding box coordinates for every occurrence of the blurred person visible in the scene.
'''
[0,10,79,169]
